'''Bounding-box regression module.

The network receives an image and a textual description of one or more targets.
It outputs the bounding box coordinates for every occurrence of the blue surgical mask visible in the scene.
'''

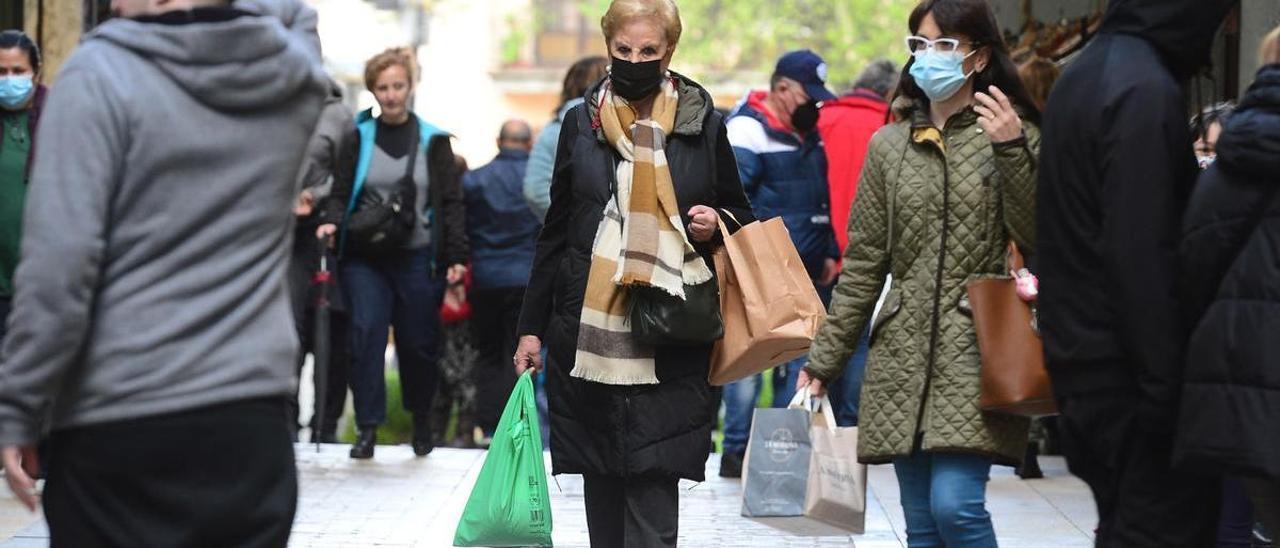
[0,76,34,110]
[909,50,975,103]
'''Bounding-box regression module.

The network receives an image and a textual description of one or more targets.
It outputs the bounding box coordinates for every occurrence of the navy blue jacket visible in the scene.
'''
[463,148,541,290]
[727,95,839,281]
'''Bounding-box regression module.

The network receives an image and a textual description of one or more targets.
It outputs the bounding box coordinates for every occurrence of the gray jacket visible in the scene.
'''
[0,1,329,446]
[297,83,355,199]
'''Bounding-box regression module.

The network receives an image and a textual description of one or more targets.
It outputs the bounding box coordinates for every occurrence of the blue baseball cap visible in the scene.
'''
[774,49,836,102]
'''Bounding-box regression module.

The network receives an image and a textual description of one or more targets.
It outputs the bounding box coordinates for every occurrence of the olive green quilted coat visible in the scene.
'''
[807,100,1039,466]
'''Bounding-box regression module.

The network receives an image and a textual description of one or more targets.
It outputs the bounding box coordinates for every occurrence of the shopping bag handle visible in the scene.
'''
[787,384,812,410]
[717,208,744,231]
[786,385,840,431]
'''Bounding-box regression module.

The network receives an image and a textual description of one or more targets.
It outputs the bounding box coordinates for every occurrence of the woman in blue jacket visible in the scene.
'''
[318,48,469,460]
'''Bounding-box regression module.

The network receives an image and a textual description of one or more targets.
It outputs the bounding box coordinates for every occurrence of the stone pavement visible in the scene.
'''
[1,444,1095,547]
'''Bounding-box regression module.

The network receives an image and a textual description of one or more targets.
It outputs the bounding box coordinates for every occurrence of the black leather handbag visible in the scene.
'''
[629,279,724,346]
[345,132,420,258]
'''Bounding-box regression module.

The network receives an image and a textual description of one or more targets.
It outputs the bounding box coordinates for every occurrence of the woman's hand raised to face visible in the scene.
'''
[686,205,718,243]
[974,85,1024,144]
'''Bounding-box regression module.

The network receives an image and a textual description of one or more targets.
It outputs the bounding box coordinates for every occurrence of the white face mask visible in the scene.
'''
[1197,153,1217,170]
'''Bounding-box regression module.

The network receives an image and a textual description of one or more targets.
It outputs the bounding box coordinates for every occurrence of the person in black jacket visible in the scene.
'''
[288,81,355,444]
[1036,0,1237,545]
[317,47,469,460]
[1176,39,1280,539]
[511,1,754,544]
[463,120,541,440]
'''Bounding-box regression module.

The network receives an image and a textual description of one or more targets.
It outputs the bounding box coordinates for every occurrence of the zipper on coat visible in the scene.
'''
[916,140,951,449]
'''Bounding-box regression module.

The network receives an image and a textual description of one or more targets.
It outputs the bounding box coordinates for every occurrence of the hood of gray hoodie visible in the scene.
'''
[86,4,325,111]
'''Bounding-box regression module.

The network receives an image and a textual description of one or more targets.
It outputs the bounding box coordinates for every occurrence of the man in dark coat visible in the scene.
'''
[1036,0,1237,545]
[463,120,541,438]
[1176,61,1280,536]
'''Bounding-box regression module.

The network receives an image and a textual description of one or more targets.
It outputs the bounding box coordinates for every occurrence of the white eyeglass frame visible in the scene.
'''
[905,36,969,57]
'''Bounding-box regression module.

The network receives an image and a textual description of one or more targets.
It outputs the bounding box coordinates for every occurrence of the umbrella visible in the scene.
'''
[311,235,334,453]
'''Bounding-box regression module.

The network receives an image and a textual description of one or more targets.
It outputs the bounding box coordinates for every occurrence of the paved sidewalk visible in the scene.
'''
[1,446,1095,547]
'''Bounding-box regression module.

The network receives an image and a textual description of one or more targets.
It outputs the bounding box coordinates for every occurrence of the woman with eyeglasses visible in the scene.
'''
[798,0,1041,545]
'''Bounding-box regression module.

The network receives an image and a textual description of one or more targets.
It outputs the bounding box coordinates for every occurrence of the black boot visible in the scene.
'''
[412,415,434,457]
[719,450,745,478]
[349,427,376,460]
[1017,442,1044,479]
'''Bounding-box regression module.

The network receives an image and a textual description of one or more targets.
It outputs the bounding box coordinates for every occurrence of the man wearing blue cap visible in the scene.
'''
[719,49,842,478]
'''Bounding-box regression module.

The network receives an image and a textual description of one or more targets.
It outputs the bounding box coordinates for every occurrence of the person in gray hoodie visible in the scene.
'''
[0,0,328,544]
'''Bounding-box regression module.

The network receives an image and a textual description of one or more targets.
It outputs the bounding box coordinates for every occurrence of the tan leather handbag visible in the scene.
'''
[965,242,1058,417]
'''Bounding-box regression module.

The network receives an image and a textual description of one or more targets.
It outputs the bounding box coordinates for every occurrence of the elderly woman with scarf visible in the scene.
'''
[512,0,753,545]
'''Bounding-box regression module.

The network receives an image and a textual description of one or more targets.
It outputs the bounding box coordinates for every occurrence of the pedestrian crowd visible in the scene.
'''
[0,0,1278,546]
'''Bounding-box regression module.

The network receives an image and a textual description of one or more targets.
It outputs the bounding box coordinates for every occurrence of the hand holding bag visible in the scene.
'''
[742,387,867,535]
[453,371,553,547]
[709,211,826,385]
[966,242,1057,417]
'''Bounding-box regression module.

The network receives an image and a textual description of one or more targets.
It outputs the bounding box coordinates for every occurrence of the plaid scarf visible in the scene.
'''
[572,79,714,385]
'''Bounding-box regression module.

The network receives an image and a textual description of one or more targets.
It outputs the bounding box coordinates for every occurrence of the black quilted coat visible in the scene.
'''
[1175,64,1280,479]
[516,74,755,481]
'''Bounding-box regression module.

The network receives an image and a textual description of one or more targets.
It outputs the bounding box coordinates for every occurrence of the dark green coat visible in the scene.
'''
[807,100,1038,465]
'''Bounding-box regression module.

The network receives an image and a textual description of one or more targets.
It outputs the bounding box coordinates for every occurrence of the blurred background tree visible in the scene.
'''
[571,0,913,91]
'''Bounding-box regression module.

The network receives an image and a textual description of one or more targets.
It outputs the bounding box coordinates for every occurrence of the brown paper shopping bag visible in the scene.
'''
[709,214,825,386]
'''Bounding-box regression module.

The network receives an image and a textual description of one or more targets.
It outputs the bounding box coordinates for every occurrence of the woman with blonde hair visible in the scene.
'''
[512,0,754,544]
[318,47,469,460]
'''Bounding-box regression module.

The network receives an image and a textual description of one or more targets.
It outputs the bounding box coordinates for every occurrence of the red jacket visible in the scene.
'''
[817,89,890,253]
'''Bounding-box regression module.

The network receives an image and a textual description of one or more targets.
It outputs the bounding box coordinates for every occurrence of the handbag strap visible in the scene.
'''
[1007,240,1026,272]
[786,386,839,431]
[400,128,421,195]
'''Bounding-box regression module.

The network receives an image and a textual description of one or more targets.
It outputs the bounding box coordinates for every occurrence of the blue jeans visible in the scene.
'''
[722,373,762,455]
[343,248,444,427]
[825,332,869,426]
[771,358,808,408]
[894,452,997,548]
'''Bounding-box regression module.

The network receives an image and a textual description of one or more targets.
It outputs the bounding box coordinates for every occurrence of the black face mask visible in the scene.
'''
[610,57,665,101]
[791,101,820,133]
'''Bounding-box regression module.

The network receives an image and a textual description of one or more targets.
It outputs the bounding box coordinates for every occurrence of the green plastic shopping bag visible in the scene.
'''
[454,370,553,547]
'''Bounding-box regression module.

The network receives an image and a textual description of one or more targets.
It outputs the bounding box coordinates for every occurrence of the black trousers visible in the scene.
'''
[583,474,679,548]
[1055,390,1221,547]
[470,286,524,434]
[289,308,351,437]
[43,398,298,548]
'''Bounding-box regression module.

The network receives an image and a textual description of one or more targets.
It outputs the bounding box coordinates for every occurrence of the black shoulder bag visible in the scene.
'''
[346,131,421,258]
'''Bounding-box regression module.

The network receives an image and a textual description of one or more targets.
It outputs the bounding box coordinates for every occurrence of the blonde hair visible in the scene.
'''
[600,0,682,47]
[364,47,418,91]
[1262,26,1280,66]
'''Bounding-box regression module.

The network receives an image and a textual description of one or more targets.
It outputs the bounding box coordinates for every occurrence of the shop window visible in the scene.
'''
[83,0,113,31]
[0,2,21,31]
[533,0,603,67]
